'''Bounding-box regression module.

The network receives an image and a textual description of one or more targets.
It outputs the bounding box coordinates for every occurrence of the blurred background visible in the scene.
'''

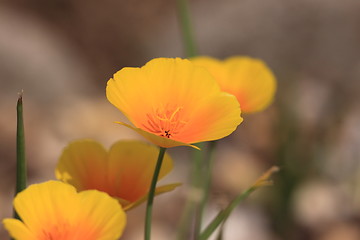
[1,0,360,239]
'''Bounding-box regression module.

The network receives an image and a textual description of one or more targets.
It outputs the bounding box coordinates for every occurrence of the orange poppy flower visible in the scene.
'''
[191,56,276,113]
[106,58,243,149]
[3,181,126,240]
[55,139,180,210]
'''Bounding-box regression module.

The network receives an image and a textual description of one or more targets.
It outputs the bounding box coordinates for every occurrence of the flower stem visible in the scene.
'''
[194,141,217,239]
[175,1,202,238]
[144,147,167,240]
[176,142,205,240]
[176,0,197,57]
[14,92,26,220]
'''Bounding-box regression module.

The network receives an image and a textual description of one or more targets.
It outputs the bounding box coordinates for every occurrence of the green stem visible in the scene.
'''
[215,222,225,240]
[176,142,205,240]
[176,0,197,57]
[14,93,26,219]
[199,187,256,240]
[175,1,201,238]
[144,147,167,240]
[194,141,217,239]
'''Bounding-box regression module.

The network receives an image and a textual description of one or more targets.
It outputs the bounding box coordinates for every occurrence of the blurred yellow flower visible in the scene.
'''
[3,181,126,240]
[191,56,276,113]
[106,58,242,149]
[56,139,180,210]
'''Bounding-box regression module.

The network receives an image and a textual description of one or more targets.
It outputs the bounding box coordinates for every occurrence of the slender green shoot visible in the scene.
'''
[176,142,205,240]
[215,223,225,240]
[176,0,198,57]
[194,141,217,239]
[199,187,256,240]
[144,147,167,240]
[14,92,27,219]
[199,166,279,240]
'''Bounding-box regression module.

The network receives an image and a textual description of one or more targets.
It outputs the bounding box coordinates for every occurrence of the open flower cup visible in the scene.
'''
[106,58,243,149]
[56,139,180,210]
[191,56,277,113]
[3,181,126,240]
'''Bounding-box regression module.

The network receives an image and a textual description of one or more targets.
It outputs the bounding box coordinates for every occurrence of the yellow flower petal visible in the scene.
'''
[3,219,36,240]
[177,92,243,142]
[107,140,174,202]
[77,190,126,240]
[106,58,242,147]
[12,179,79,236]
[3,181,126,240]
[191,56,277,113]
[55,139,108,191]
[189,57,227,84]
[56,139,179,210]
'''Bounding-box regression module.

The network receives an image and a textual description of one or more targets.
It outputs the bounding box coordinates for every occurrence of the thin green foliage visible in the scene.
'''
[215,223,225,240]
[14,92,27,219]
[173,3,202,238]
[176,142,205,240]
[144,147,167,240]
[193,141,217,239]
[176,0,197,57]
[199,166,279,240]
[199,187,256,240]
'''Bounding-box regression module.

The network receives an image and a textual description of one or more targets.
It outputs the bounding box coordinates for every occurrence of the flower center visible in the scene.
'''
[143,106,187,139]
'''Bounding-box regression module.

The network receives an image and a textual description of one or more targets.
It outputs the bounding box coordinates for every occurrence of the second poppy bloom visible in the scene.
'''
[106,58,243,149]
[191,56,276,113]
[56,139,179,210]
